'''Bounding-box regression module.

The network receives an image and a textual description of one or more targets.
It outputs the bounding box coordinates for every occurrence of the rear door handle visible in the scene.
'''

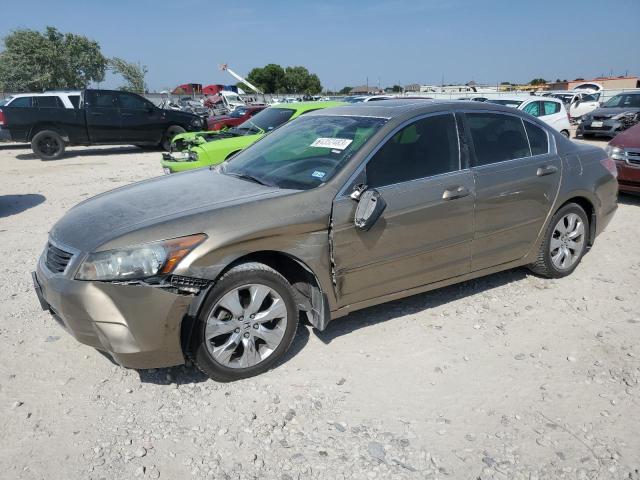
[537,165,558,176]
[443,186,470,200]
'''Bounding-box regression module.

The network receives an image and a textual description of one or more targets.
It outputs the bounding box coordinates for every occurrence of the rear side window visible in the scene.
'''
[68,95,80,108]
[36,96,63,108]
[9,97,33,107]
[466,113,530,165]
[93,92,118,108]
[522,101,543,117]
[543,101,561,115]
[524,122,549,156]
[366,113,459,187]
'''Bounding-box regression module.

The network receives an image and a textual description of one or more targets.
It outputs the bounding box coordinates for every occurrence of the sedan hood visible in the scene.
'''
[50,170,287,252]
[609,123,640,149]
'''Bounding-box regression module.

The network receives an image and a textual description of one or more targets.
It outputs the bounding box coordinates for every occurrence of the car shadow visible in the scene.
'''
[314,268,528,344]
[15,146,149,161]
[135,316,311,386]
[0,194,46,218]
[619,193,640,206]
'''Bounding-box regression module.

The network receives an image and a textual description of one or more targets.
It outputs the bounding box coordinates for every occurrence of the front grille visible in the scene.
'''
[170,275,210,289]
[625,149,640,167]
[45,243,74,273]
[592,115,611,121]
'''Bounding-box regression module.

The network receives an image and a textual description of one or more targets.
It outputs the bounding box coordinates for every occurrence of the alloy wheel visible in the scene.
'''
[550,213,585,270]
[205,284,288,369]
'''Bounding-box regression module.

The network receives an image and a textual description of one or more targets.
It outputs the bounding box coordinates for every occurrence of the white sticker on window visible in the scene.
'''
[312,170,326,179]
[310,138,353,150]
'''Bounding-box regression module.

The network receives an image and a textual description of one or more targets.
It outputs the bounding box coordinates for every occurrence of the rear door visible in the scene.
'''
[117,92,164,143]
[85,91,121,142]
[463,112,561,271]
[330,112,475,306]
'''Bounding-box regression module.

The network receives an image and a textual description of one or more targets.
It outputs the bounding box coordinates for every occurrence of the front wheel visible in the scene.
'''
[161,125,186,151]
[187,262,299,382]
[560,130,570,138]
[31,130,66,160]
[529,203,589,278]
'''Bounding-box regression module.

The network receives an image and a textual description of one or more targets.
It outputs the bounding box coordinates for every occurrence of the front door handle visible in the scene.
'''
[537,165,558,176]
[443,185,470,200]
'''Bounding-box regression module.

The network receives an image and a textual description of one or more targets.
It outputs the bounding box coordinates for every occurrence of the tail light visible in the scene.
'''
[600,157,618,178]
[0,109,5,126]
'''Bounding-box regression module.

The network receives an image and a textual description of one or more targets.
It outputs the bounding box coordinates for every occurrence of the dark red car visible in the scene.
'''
[607,123,640,194]
[207,105,267,131]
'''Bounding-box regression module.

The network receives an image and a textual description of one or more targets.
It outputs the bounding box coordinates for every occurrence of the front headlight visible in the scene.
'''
[76,234,206,281]
[605,145,625,161]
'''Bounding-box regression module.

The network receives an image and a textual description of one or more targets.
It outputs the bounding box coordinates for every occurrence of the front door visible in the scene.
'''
[330,113,475,307]
[117,92,164,143]
[463,112,562,271]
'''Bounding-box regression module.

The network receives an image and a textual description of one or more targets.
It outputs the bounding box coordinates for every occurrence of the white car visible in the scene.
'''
[486,96,571,137]
[1,91,80,109]
[548,92,601,120]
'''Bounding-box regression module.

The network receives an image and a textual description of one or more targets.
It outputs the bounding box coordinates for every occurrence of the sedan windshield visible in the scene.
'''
[223,115,387,190]
[486,99,523,108]
[235,107,295,134]
[603,94,640,108]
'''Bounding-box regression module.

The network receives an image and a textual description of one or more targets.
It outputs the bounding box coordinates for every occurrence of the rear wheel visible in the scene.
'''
[529,203,588,278]
[560,130,570,138]
[161,125,186,151]
[187,262,299,382]
[31,130,65,160]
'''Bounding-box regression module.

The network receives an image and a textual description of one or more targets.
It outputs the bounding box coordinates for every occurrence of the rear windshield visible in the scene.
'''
[223,115,387,190]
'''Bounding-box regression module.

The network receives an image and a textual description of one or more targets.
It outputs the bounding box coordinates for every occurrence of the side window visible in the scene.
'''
[68,95,80,108]
[366,113,459,188]
[522,101,542,117]
[118,92,150,110]
[9,97,33,107]
[93,92,118,108]
[524,121,549,156]
[466,113,530,165]
[543,101,561,115]
[36,96,63,108]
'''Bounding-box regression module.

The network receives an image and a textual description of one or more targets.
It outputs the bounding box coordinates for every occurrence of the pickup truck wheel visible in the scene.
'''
[187,262,299,382]
[31,130,66,160]
[161,125,186,151]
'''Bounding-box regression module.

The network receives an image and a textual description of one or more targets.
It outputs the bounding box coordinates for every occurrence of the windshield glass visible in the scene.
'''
[486,99,523,108]
[224,115,387,190]
[603,94,640,108]
[236,107,295,134]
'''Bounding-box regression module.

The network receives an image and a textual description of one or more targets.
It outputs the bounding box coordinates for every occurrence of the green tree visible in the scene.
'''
[109,57,148,93]
[339,86,353,94]
[529,78,547,86]
[0,26,107,91]
[282,66,322,94]
[391,84,402,93]
[246,64,286,93]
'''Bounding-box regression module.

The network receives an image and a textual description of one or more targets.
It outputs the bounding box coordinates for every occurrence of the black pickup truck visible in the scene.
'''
[0,89,205,160]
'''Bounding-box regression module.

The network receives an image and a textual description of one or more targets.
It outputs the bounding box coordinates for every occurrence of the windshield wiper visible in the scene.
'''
[225,171,273,187]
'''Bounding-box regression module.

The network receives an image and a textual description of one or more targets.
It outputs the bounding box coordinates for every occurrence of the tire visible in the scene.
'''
[529,203,589,278]
[31,130,66,160]
[161,125,186,151]
[560,130,570,138]
[187,262,299,382]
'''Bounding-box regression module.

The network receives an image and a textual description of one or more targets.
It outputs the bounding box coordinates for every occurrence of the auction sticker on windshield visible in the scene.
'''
[310,138,353,150]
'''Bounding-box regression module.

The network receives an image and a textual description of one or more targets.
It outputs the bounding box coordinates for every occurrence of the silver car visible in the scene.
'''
[33,100,618,381]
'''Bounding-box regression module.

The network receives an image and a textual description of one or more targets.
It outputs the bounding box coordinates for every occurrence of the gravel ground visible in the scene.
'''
[0,137,639,480]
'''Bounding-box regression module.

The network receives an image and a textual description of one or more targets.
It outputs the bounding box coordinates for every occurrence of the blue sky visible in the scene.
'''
[1,0,639,91]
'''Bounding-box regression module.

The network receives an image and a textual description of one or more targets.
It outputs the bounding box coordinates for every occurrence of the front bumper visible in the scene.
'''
[577,119,622,137]
[160,155,206,173]
[616,160,640,194]
[33,253,192,369]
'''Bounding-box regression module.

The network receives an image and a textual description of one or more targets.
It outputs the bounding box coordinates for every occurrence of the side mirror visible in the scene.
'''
[354,188,386,231]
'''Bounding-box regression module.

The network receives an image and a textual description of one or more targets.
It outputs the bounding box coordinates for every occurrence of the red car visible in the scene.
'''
[607,123,640,194]
[207,105,267,131]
